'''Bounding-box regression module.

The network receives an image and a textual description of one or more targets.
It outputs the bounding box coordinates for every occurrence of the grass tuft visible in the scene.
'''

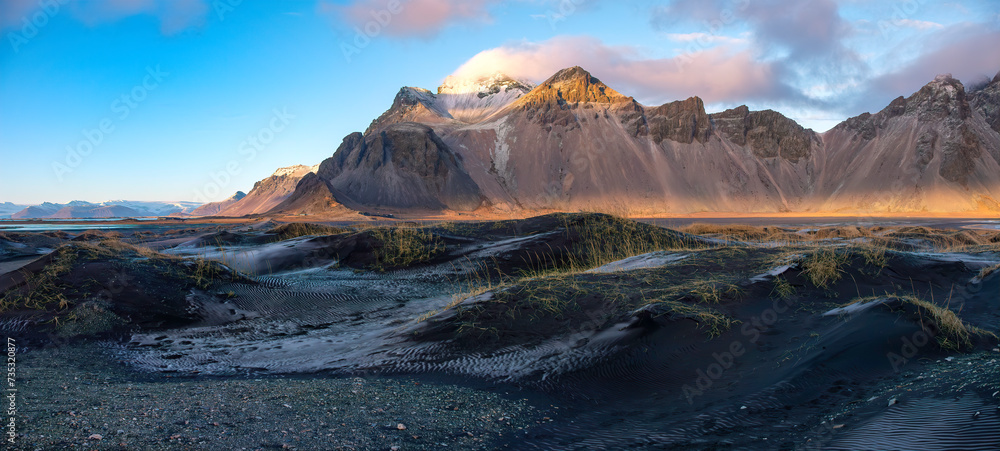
[803,249,848,289]
[366,226,445,271]
[643,299,738,337]
[270,222,348,241]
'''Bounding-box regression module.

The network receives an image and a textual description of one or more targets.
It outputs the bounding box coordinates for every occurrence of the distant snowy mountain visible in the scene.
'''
[0,202,28,219]
[8,199,204,219]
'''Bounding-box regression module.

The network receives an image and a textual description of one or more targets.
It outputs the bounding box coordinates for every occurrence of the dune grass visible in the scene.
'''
[977,262,1000,280]
[0,239,237,315]
[269,222,348,241]
[771,276,796,299]
[516,214,707,279]
[802,248,849,289]
[365,226,445,271]
[840,295,997,351]
[642,299,738,338]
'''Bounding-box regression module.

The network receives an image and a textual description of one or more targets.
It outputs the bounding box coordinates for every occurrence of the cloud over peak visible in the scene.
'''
[450,35,799,107]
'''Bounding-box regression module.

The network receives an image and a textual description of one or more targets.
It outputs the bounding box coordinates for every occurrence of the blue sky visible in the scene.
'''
[1,0,998,204]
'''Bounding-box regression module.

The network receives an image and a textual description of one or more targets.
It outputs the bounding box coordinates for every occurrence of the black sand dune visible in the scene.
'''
[1,214,998,449]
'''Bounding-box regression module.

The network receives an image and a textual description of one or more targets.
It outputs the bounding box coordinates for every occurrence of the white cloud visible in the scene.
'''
[895,19,944,30]
[450,36,799,106]
[663,32,747,45]
[321,0,499,38]
[0,0,209,34]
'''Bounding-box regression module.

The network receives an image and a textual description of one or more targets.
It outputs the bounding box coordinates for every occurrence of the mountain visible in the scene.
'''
[49,205,143,219]
[212,165,318,217]
[970,71,1000,135]
[105,200,203,216]
[0,202,28,219]
[189,191,247,217]
[9,200,203,219]
[821,74,1000,212]
[314,123,484,211]
[277,67,1000,216]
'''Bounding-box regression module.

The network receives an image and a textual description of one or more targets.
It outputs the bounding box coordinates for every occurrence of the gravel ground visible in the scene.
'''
[12,341,551,450]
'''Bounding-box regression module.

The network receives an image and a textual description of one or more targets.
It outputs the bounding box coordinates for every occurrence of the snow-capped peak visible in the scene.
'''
[438,72,534,96]
[435,72,535,123]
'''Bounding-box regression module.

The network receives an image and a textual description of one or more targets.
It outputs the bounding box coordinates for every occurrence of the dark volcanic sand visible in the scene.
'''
[14,343,548,450]
[2,214,999,449]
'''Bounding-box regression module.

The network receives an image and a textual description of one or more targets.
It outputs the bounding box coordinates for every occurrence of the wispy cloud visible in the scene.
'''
[894,19,945,30]
[663,32,747,45]
[0,0,209,34]
[321,0,500,38]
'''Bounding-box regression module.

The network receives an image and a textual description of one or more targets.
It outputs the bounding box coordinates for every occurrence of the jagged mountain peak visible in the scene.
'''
[548,66,593,84]
[907,73,971,119]
[519,66,629,106]
[272,165,314,178]
[394,86,437,106]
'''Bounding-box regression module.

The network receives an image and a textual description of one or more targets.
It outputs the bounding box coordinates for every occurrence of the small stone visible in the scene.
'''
[396,423,407,430]
[88,434,103,440]
[832,424,844,429]
[888,398,898,406]
[740,406,747,410]
[945,356,954,362]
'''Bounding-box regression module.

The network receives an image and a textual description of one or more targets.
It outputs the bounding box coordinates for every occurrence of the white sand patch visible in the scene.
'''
[586,252,689,274]
[823,298,889,316]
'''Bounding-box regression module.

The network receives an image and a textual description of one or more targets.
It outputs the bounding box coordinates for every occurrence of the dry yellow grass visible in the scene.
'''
[841,294,997,351]
[802,249,849,289]
[0,239,231,314]
[642,298,737,337]
[270,222,348,240]
[366,226,444,271]
[977,263,1000,280]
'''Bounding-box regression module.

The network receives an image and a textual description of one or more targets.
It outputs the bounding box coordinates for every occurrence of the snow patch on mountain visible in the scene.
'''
[436,73,534,123]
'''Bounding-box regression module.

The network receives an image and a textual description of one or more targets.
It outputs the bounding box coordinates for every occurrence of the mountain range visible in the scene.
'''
[269,67,1000,216]
[8,200,203,219]
[8,67,1000,218]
